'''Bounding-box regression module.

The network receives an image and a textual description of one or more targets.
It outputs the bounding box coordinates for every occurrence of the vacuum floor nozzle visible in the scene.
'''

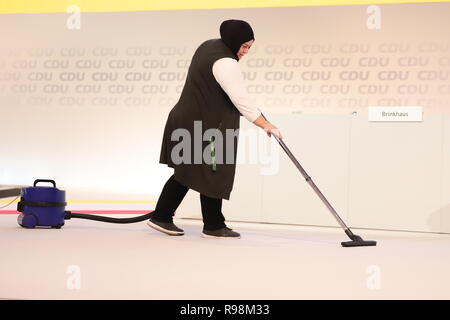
[341,234,377,247]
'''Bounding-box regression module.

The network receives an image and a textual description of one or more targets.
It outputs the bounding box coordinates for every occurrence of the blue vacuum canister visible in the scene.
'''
[17,179,67,228]
[16,178,153,228]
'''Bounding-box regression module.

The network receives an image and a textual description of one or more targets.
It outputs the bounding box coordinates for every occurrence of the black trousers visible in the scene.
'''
[151,175,226,230]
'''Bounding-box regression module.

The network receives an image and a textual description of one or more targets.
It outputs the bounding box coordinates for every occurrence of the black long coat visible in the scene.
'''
[159,39,242,200]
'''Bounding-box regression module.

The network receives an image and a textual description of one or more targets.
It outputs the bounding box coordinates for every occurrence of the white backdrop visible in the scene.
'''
[1,4,449,233]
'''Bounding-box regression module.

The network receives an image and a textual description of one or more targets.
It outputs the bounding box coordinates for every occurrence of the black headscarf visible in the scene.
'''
[220,19,255,60]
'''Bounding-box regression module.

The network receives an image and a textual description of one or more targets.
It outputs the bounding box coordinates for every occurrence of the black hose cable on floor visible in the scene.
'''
[64,211,153,224]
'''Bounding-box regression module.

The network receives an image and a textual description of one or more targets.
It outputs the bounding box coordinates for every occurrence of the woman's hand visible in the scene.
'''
[253,114,283,140]
[263,123,283,139]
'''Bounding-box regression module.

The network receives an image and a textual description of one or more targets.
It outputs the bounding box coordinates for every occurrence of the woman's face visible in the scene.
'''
[237,40,254,60]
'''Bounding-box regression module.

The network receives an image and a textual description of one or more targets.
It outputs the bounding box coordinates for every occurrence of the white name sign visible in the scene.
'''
[368,106,423,122]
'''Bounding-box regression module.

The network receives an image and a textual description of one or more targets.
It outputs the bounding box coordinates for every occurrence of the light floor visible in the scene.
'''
[0,215,449,300]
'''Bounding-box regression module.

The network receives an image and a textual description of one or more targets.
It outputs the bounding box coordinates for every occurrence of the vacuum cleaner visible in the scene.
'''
[16,114,376,247]
[17,179,152,229]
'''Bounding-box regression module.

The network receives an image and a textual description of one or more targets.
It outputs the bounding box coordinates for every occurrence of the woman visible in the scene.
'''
[147,19,282,238]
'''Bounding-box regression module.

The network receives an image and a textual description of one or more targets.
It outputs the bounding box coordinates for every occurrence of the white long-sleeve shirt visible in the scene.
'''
[212,57,261,123]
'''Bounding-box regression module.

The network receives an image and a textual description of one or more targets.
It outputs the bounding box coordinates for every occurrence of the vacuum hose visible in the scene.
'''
[65,211,153,224]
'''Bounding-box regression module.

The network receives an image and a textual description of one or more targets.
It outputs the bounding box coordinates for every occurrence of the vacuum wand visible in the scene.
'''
[261,112,376,247]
